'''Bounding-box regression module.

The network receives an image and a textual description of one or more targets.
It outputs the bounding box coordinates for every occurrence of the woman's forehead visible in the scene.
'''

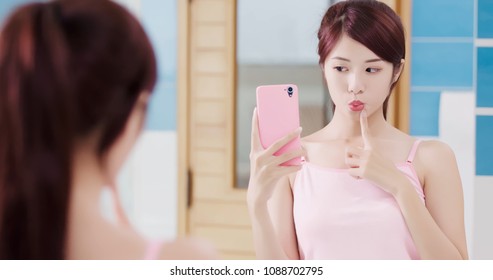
[328,34,382,62]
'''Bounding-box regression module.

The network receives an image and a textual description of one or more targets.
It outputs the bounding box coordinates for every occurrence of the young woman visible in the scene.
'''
[247,0,468,260]
[0,0,215,259]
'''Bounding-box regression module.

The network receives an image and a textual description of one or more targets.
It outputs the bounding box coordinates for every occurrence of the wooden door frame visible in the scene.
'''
[396,0,412,133]
[177,0,189,235]
[177,0,243,236]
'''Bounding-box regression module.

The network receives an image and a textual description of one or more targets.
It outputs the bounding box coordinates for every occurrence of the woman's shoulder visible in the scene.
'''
[416,139,456,163]
[158,237,218,260]
[414,139,457,182]
[68,215,217,259]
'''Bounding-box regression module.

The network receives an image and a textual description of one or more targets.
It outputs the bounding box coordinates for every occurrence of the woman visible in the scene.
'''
[247,0,468,260]
[0,0,215,259]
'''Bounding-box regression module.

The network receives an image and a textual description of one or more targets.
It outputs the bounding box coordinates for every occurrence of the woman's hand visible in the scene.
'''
[247,108,305,205]
[345,110,409,196]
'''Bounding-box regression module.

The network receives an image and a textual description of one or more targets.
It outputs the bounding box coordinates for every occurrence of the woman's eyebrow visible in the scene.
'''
[331,56,350,62]
[365,58,383,63]
[330,56,383,63]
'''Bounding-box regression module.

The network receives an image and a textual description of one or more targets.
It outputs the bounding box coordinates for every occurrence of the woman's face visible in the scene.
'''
[323,33,397,119]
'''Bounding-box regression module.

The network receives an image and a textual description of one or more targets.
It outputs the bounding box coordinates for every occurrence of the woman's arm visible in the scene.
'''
[395,140,468,259]
[248,176,300,260]
[247,108,303,259]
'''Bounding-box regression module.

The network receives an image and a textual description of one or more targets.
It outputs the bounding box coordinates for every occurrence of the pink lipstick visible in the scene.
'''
[348,100,364,112]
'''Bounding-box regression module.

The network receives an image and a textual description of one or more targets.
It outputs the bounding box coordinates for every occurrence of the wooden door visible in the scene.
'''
[177,0,254,259]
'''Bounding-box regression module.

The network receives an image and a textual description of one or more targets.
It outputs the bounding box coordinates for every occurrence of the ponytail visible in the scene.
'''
[0,0,157,259]
[0,2,73,259]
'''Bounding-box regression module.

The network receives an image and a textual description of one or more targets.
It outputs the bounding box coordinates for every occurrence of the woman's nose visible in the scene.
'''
[348,72,365,94]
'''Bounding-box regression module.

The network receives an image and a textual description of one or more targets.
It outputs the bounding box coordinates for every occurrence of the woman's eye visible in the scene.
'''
[366,68,380,73]
[334,66,347,72]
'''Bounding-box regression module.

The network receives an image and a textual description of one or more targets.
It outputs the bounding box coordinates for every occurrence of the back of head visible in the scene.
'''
[317,0,405,118]
[0,0,156,259]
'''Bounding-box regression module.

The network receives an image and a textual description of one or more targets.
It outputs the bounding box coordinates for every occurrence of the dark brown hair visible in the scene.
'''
[318,0,405,118]
[0,0,156,259]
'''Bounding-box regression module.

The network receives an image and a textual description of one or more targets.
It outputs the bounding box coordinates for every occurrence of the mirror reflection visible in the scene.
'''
[235,0,333,187]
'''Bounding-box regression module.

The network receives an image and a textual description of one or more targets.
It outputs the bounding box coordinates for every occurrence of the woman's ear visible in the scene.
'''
[393,59,405,83]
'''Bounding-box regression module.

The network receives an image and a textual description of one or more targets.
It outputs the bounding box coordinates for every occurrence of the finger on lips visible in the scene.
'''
[360,110,372,150]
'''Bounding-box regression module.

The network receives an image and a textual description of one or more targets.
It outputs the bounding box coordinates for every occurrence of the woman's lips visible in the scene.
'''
[348,100,365,111]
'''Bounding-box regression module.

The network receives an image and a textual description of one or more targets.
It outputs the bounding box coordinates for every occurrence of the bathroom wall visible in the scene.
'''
[411,0,493,259]
[114,0,178,240]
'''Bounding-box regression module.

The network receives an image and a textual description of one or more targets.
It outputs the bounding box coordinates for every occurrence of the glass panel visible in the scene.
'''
[235,0,337,188]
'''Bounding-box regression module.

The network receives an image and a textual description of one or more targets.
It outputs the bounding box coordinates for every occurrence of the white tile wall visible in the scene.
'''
[414,91,478,257]
[114,0,141,18]
[439,91,476,256]
[109,0,178,241]
[131,131,177,239]
[473,176,493,259]
[107,131,178,240]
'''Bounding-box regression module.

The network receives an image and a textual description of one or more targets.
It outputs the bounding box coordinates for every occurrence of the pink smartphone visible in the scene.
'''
[256,84,302,166]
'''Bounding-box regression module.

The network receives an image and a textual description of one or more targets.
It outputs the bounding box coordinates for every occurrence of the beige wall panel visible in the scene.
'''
[195,100,226,125]
[194,174,246,202]
[379,0,396,9]
[220,251,255,260]
[193,0,227,23]
[194,175,227,199]
[194,125,227,149]
[195,226,254,253]
[196,25,227,49]
[193,51,227,73]
[194,75,228,100]
[192,201,250,227]
[194,150,227,174]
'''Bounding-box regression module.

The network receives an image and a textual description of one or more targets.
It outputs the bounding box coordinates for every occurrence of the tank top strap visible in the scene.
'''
[406,140,422,164]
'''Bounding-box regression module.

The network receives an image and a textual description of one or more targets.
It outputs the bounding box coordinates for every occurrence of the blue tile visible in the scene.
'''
[141,0,177,81]
[410,91,441,136]
[141,0,177,131]
[478,48,493,107]
[476,116,493,176]
[411,42,473,87]
[479,0,493,38]
[0,0,33,25]
[145,82,176,131]
[412,0,473,37]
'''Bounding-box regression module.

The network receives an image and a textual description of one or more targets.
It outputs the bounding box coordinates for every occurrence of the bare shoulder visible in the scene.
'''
[415,140,459,188]
[417,140,457,165]
[159,237,218,260]
[68,215,217,260]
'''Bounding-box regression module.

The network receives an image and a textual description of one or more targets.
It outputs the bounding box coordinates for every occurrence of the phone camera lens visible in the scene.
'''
[287,87,293,97]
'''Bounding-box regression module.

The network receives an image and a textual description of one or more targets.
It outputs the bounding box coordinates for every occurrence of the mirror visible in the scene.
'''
[235,0,336,187]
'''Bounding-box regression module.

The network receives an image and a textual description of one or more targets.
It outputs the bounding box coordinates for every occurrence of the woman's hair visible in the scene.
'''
[317,0,405,118]
[0,0,156,259]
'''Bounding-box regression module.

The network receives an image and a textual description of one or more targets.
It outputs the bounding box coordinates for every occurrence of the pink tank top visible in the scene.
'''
[292,140,425,260]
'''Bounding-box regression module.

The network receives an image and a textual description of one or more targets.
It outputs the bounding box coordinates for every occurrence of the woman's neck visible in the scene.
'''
[325,108,390,141]
[70,145,107,211]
